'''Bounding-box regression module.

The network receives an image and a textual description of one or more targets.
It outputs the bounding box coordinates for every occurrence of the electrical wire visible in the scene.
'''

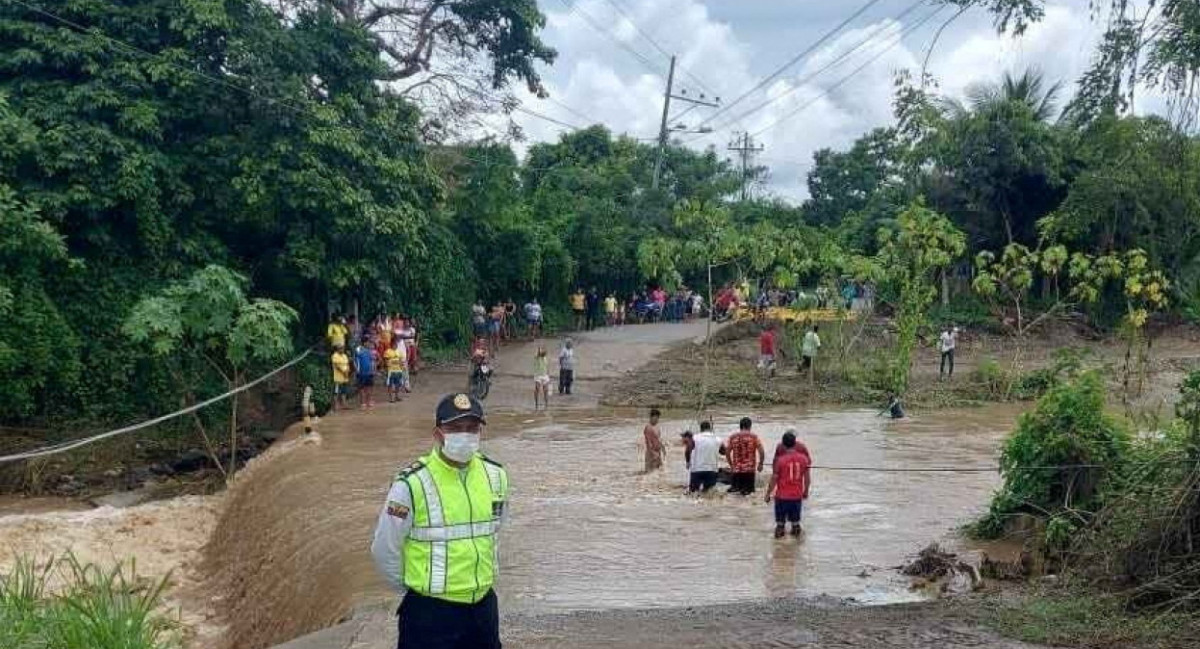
[695,0,886,130]
[750,3,945,138]
[708,0,929,133]
[556,0,663,76]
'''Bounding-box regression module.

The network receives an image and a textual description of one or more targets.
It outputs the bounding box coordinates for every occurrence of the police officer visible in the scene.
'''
[371,393,509,649]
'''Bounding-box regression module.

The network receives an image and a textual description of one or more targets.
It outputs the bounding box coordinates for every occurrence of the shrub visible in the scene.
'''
[973,356,1011,399]
[973,371,1131,540]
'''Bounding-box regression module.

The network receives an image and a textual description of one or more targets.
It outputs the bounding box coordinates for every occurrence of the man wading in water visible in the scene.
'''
[726,417,765,495]
[643,409,665,472]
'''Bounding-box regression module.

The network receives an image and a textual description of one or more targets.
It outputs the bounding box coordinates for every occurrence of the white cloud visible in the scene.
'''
[499,0,1131,203]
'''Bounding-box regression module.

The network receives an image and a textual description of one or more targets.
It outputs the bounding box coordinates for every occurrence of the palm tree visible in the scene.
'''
[940,69,1065,122]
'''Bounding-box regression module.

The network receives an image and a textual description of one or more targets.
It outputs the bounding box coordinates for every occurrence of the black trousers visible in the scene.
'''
[728,471,756,495]
[689,471,718,493]
[940,349,955,376]
[558,369,574,394]
[397,590,501,649]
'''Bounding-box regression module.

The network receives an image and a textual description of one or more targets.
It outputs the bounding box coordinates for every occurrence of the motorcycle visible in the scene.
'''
[469,359,493,400]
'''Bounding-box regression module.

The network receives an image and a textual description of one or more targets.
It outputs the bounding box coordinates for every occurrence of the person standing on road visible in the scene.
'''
[939,325,958,379]
[586,287,601,331]
[384,340,408,404]
[759,324,777,378]
[801,325,821,379]
[502,298,517,340]
[726,417,764,495]
[604,292,618,327]
[354,336,377,410]
[331,344,351,411]
[327,314,348,350]
[371,393,508,649]
[765,431,811,538]
[570,288,586,331]
[471,301,488,340]
[533,346,551,410]
[524,298,543,339]
[643,409,665,472]
[686,421,725,494]
[558,338,575,395]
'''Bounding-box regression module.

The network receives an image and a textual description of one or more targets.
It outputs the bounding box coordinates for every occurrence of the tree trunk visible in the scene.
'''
[941,268,949,306]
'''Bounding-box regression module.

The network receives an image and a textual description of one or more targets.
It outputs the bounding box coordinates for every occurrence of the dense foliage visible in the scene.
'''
[0,0,1196,442]
[975,371,1132,542]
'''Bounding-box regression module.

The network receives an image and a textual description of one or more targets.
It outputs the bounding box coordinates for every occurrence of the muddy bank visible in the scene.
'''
[604,319,1200,413]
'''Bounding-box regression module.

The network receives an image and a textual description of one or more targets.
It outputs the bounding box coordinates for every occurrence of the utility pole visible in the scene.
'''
[652,56,676,190]
[653,56,720,190]
[727,131,765,202]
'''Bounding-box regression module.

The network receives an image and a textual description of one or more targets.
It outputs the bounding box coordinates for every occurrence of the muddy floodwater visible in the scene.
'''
[0,323,1028,649]
[489,406,1022,612]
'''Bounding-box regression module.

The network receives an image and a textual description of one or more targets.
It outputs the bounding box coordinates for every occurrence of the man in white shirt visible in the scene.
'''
[684,421,725,493]
[939,325,959,378]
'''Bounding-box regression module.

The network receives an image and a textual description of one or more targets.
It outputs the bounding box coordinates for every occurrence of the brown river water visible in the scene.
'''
[0,323,1025,649]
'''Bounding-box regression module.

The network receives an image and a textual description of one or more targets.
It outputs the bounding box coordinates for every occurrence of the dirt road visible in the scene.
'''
[278,598,1041,649]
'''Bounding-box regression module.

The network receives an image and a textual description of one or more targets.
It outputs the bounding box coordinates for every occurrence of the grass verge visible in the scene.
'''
[984,587,1198,649]
[0,554,180,649]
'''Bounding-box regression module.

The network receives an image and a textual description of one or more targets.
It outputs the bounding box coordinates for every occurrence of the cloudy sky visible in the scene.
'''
[492,0,1145,202]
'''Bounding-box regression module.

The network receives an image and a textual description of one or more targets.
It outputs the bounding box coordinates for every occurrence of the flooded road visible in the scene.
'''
[491,405,1022,613]
[0,322,1027,649]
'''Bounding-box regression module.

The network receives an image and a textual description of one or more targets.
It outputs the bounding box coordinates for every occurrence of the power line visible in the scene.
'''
[751,4,945,138]
[543,95,601,127]
[599,0,715,97]
[709,0,928,133]
[513,105,586,131]
[556,0,663,76]
[696,0,886,130]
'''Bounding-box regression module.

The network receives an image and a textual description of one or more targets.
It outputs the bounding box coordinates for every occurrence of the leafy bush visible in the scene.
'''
[973,356,1011,399]
[974,371,1131,539]
[927,293,998,332]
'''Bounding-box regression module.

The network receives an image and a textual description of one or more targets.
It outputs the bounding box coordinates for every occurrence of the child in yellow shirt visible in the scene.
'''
[330,345,351,411]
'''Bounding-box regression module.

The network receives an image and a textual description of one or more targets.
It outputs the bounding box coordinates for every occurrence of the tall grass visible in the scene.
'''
[0,555,180,649]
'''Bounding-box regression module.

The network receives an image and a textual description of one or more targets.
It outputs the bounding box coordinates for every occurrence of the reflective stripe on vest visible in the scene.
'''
[410,520,498,542]
[413,466,449,595]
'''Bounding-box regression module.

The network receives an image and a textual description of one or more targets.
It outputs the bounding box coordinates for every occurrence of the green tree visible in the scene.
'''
[123,266,297,478]
[876,200,966,393]
[803,128,902,228]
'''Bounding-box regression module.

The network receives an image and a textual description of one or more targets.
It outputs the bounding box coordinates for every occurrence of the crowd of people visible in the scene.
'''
[326,313,420,411]
[643,412,813,538]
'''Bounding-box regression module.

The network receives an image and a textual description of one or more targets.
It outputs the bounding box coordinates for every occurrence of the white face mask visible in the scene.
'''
[441,432,480,463]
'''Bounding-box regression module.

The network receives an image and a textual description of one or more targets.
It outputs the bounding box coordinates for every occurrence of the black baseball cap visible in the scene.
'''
[435,393,487,426]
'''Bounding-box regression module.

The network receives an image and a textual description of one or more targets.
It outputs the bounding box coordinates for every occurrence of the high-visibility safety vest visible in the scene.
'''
[398,451,508,604]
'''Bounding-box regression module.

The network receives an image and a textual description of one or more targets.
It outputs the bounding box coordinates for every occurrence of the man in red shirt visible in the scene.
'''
[758,324,777,378]
[765,431,811,538]
[725,417,764,495]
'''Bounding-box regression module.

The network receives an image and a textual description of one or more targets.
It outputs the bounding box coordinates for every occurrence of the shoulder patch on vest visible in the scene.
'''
[479,455,504,468]
[394,460,425,482]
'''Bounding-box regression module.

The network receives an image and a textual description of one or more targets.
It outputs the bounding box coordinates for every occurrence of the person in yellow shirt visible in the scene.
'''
[603,292,617,326]
[570,289,586,331]
[384,341,408,403]
[331,344,351,411]
[327,315,348,350]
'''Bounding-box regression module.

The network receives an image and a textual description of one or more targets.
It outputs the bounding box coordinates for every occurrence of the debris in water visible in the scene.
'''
[901,544,982,595]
